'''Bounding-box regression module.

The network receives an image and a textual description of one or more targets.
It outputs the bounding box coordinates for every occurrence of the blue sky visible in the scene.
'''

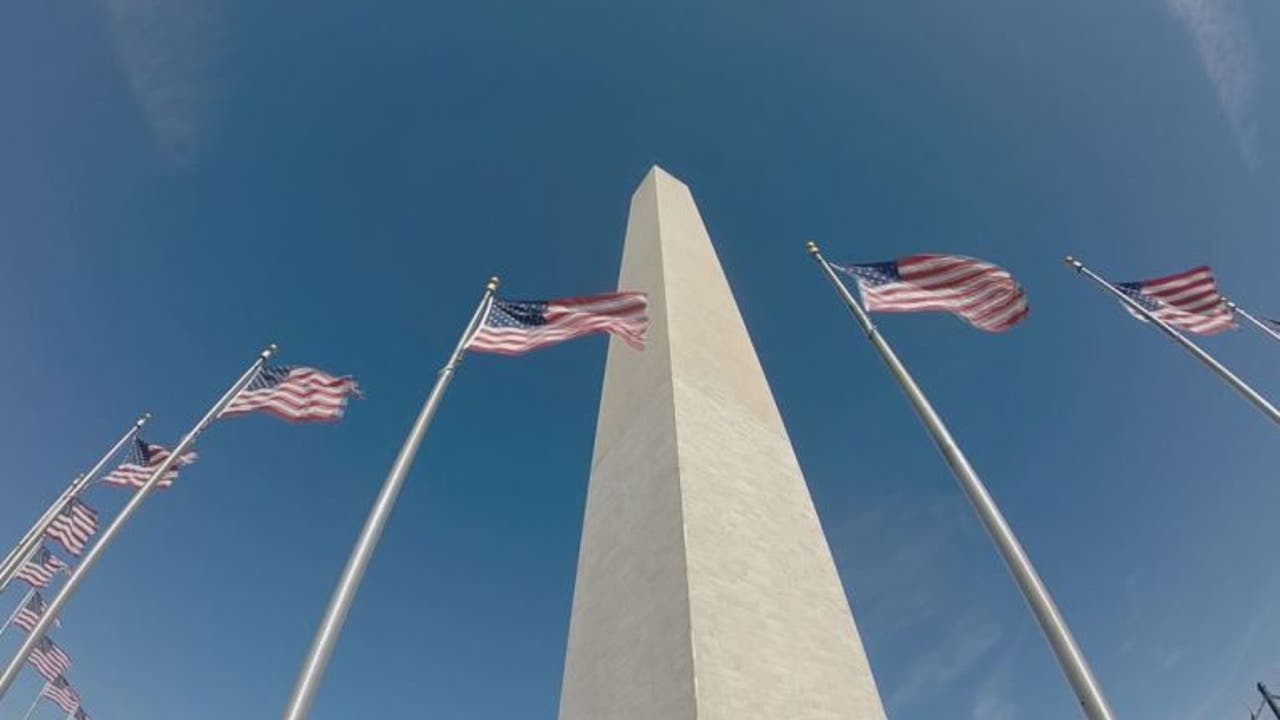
[1,1,1278,718]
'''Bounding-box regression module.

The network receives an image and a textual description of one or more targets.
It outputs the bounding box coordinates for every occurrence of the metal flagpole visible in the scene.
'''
[0,414,151,592]
[0,345,276,702]
[1065,257,1280,426]
[0,588,35,641]
[1228,301,1280,345]
[21,681,48,720]
[282,277,499,720]
[807,242,1115,720]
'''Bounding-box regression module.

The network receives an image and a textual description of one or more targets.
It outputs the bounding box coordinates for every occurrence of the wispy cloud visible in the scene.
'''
[102,0,227,165]
[1165,0,1261,166]
[1185,596,1279,719]
[835,494,1022,715]
[839,499,956,634]
[973,660,1017,720]
[888,612,1003,709]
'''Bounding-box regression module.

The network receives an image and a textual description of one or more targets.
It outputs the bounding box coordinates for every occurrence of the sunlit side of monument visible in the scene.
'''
[557,167,887,720]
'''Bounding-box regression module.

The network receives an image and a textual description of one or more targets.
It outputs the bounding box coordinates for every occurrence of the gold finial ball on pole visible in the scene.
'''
[1063,256,1084,271]
[486,276,501,292]
[805,240,820,256]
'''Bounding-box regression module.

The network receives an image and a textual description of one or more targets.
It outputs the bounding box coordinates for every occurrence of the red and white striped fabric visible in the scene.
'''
[16,548,68,589]
[836,255,1029,332]
[42,675,80,714]
[466,292,649,355]
[44,500,98,556]
[28,637,72,681]
[14,592,58,633]
[100,439,197,490]
[220,366,361,423]
[1116,266,1237,335]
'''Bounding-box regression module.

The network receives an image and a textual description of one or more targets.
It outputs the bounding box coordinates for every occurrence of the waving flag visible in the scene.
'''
[100,438,197,490]
[42,676,80,714]
[466,292,649,355]
[13,592,58,633]
[834,255,1029,332]
[28,637,72,681]
[1115,266,1236,335]
[220,366,361,422]
[44,499,98,556]
[16,548,69,589]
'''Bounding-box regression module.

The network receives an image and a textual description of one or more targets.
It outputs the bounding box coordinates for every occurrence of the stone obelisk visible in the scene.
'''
[558,166,887,720]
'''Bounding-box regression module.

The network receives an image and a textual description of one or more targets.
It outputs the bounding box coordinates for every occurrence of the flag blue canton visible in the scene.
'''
[124,438,151,465]
[243,365,296,391]
[485,300,551,328]
[1115,283,1163,313]
[839,261,901,287]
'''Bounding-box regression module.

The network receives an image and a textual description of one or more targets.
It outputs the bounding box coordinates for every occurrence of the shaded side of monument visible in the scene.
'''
[556,166,887,720]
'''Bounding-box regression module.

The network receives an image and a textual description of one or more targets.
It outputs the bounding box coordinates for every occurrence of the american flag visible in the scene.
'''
[42,675,80,714]
[13,592,58,633]
[28,637,72,682]
[219,366,361,423]
[465,292,649,355]
[1115,266,1236,335]
[100,438,197,490]
[44,499,98,556]
[16,548,69,589]
[834,255,1029,332]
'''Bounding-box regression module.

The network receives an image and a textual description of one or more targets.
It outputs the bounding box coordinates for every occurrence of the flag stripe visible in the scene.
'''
[220,366,360,423]
[44,500,98,556]
[13,592,58,633]
[1116,266,1236,336]
[467,292,649,355]
[42,677,81,714]
[836,254,1029,332]
[100,439,196,489]
[29,638,72,681]
[16,549,68,589]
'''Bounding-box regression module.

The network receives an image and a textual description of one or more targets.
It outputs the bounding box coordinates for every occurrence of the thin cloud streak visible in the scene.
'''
[1165,0,1260,166]
[973,660,1017,720]
[102,0,227,165]
[839,495,1017,714]
[887,613,1003,710]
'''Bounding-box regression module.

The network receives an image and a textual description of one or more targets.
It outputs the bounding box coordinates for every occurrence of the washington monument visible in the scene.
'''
[557,166,888,720]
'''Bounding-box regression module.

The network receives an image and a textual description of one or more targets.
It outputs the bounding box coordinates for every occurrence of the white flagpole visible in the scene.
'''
[0,345,276,702]
[21,681,49,720]
[0,414,151,592]
[1227,300,1280,344]
[282,277,498,720]
[1066,257,1280,426]
[0,588,35,641]
[808,242,1115,720]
